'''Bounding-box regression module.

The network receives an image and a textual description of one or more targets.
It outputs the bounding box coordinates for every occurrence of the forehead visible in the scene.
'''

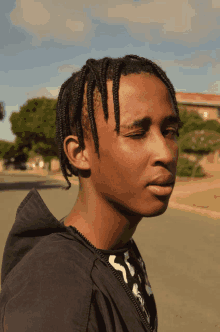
[103,73,176,130]
[119,73,175,123]
[93,73,177,139]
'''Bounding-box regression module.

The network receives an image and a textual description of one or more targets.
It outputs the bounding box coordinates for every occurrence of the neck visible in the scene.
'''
[64,187,142,250]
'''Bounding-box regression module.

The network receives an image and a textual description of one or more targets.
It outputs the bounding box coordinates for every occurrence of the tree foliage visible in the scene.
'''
[6,99,220,176]
[10,97,58,160]
[0,139,29,163]
[176,104,220,177]
[177,105,206,138]
[178,129,220,177]
[0,140,14,159]
[177,104,220,138]
[0,101,6,121]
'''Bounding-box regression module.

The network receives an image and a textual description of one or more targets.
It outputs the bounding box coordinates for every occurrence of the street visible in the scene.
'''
[0,172,220,331]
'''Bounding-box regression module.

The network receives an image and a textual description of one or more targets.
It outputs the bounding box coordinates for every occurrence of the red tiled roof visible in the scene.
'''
[176,92,220,106]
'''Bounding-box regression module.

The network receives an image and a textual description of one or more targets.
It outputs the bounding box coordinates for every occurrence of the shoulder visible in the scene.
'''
[7,232,95,289]
[1,233,96,331]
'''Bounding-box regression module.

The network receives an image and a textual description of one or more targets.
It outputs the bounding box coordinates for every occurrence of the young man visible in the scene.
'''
[0,55,182,331]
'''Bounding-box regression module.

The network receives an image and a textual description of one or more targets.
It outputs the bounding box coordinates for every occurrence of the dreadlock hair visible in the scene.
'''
[56,54,183,190]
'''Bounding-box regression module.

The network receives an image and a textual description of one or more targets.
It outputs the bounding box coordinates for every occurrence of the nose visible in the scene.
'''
[147,128,178,164]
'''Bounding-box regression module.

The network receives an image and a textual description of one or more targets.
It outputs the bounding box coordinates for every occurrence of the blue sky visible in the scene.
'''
[1,0,220,142]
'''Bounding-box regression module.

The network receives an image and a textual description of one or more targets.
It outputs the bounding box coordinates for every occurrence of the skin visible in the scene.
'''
[63,73,179,250]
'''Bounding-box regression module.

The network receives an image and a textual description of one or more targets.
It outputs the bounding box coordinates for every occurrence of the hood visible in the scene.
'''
[1,188,67,286]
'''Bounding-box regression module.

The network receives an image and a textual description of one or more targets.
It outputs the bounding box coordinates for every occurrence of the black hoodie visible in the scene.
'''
[0,188,158,331]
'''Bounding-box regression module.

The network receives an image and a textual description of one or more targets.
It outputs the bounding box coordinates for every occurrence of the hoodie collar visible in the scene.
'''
[1,188,66,286]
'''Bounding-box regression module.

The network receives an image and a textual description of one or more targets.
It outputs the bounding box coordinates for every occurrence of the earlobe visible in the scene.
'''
[63,135,90,171]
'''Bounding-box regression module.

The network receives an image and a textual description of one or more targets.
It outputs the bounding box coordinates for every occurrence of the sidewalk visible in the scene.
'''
[169,171,220,219]
[2,169,79,185]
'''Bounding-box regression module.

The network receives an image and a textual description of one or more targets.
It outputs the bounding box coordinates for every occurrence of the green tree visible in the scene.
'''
[0,102,5,121]
[0,139,29,164]
[10,97,58,162]
[177,104,220,138]
[0,140,14,159]
[178,129,220,178]
[199,119,220,134]
[177,104,206,140]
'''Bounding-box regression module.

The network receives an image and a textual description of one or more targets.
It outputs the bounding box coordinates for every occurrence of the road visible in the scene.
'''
[0,172,220,331]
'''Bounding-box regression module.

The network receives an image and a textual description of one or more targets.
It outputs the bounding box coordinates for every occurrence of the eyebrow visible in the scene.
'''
[119,115,180,130]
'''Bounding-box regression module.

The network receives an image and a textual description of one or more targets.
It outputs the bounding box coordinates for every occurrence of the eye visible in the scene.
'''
[164,129,180,138]
[128,129,179,140]
[128,132,146,139]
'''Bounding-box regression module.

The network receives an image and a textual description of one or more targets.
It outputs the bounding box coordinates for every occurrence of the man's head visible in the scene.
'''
[56,55,182,192]
[56,55,184,218]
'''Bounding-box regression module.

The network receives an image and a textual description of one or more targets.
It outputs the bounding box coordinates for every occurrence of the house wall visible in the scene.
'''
[200,151,220,171]
[182,105,220,123]
[0,160,4,172]
[51,158,60,172]
[27,155,44,169]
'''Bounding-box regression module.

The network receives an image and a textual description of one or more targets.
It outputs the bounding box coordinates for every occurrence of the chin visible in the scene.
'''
[141,197,170,218]
[144,206,168,218]
[111,195,170,218]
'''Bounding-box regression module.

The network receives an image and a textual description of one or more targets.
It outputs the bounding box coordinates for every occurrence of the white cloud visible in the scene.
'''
[25,87,62,99]
[106,0,195,33]
[58,64,80,73]
[66,19,84,32]
[90,0,199,44]
[9,0,220,47]
[171,51,214,69]
[155,51,220,74]
[48,88,60,98]
[10,0,93,43]
[19,0,50,26]
[204,81,220,94]
[26,87,56,99]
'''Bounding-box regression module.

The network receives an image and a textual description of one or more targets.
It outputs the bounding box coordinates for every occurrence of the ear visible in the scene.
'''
[63,135,90,171]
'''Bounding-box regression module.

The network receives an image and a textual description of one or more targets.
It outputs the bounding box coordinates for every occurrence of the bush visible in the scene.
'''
[176,155,206,178]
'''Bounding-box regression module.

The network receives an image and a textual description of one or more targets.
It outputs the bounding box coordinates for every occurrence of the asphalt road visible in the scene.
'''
[0,173,220,332]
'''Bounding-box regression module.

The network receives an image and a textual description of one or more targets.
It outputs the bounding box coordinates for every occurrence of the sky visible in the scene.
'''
[1,0,220,142]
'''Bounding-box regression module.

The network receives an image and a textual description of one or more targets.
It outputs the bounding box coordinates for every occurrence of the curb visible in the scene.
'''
[168,201,220,220]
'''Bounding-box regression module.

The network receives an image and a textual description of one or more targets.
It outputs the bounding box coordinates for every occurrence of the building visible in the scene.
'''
[26,155,45,169]
[0,160,4,172]
[176,92,220,123]
[176,92,220,171]
[51,158,60,172]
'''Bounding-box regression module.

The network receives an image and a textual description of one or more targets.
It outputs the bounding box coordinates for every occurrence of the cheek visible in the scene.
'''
[96,141,144,191]
[171,140,179,161]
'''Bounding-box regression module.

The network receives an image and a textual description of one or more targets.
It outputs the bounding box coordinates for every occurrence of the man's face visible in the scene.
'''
[85,73,179,218]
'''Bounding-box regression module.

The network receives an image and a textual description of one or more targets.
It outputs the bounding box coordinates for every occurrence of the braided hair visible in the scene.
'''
[56,54,183,190]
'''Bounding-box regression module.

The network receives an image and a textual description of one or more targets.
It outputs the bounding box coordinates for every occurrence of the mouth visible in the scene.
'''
[147,183,174,196]
[153,182,175,187]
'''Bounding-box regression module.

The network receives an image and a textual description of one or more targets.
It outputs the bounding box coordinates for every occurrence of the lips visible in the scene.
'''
[148,174,175,187]
[152,183,174,187]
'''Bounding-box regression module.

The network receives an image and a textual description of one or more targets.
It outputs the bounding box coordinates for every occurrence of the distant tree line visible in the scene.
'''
[0,97,58,168]
[1,98,220,175]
